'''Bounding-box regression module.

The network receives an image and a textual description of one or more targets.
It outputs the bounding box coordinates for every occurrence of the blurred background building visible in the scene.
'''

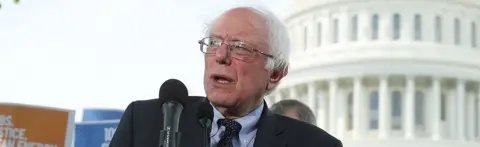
[266,0,480,147]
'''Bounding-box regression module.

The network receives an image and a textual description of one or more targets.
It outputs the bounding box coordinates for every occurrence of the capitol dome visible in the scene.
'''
[265,0,480,146]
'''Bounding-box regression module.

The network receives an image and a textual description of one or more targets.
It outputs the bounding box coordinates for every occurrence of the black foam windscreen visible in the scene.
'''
[159,78,188,104]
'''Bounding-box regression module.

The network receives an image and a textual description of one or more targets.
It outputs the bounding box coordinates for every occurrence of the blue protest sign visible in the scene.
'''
[74,120,119,147]
[82,108,124,122]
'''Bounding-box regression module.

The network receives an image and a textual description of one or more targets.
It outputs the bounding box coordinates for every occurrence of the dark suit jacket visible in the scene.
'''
[109,96,342,147]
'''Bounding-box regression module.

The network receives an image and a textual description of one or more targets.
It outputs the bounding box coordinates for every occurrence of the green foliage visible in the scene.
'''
[0,0,20,9]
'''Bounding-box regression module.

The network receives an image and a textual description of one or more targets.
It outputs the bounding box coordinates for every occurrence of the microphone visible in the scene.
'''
[159,79,188,147]
[197,100,213,147]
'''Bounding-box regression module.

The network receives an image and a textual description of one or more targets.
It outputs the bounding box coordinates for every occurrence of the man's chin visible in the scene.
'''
[208,98,235,108]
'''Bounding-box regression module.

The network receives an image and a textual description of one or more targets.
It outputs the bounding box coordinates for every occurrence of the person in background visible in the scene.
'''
[270,99,317,125]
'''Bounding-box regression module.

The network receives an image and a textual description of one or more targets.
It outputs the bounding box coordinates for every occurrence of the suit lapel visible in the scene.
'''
[253,103,285,147]
[178,97,206,147]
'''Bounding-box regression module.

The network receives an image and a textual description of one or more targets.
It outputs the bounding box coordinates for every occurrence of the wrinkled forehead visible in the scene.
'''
[210,8,270,49]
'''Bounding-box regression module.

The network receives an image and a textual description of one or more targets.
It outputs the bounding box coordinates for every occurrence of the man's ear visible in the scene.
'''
[266,66,288,91]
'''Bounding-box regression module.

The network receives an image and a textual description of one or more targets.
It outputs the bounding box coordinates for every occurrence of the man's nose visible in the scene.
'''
[214,44,231,65]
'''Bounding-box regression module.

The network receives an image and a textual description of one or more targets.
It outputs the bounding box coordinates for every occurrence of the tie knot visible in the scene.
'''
[217,119,242,136]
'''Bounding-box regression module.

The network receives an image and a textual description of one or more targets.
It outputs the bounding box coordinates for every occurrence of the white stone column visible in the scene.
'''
[318,90,328,129]
[291,26,299,53]
[320,17,330,47]
[443,14,454,45]
[274,92,283,103]
[339,13,349,43]
[405,76,416,139]
[337,90,347,140]
[477,86,480,140]
[353,77,364,140]
[307,82,317,115]
[378,76,391,139]
[289,86,298,99]
[448,90,457,139]
[329,79,338,135]
[467,93,476,141]
[307,18,316,49]
[457,79,466,140]
[379,13,392,41]
[423,13,435,42]
[461,18,470,49]
[358,11,371,42]
[401,11,414,42]
[346,13,356,42]
[431,77,442,140]
[312,19,321,48]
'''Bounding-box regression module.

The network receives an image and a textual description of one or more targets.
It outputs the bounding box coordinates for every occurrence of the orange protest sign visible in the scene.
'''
[0,103,75,147]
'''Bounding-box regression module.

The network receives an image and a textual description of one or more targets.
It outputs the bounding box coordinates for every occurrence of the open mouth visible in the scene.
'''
[212,74,234,84]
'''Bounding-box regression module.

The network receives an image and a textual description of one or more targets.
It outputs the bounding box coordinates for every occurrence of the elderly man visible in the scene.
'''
[109,5,342,147]
[271,99,317,125]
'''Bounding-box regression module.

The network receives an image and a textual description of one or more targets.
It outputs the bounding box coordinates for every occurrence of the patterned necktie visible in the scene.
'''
[217,119,242,147]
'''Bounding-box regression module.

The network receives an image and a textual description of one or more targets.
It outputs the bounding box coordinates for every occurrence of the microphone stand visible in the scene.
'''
[203,126,210,147]
[199,118,212,147]
[197,99,213,147]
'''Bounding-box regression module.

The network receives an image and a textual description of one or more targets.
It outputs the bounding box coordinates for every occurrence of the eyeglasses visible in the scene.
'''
[198,37,274,60]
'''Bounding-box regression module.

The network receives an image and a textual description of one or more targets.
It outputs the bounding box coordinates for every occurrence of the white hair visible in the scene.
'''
[203,5,291,95]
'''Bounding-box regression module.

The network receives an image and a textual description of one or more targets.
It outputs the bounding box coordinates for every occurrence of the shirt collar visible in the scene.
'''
[210,102,264,135]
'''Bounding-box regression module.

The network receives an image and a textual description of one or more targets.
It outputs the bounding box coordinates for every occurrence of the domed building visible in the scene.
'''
[265,0,480,146]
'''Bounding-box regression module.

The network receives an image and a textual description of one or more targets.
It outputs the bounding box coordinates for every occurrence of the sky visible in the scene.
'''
[0,0,292,122]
